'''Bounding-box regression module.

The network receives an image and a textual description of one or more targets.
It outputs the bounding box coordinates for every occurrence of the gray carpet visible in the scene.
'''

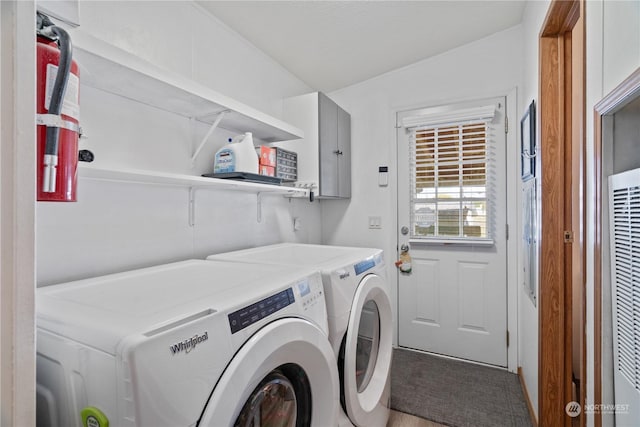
[390,348,533,427]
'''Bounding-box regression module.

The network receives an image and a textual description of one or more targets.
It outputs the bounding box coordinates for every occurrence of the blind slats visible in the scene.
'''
[409,117,494,240]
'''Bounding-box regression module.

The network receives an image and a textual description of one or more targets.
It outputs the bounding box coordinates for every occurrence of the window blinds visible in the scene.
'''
[404,105,496,242]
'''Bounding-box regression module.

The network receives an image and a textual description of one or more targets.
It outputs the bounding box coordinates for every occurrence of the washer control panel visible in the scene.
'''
[297,279,323,311]
[228,288,295,334]
[227,277,324,334]
[354,252,384,276]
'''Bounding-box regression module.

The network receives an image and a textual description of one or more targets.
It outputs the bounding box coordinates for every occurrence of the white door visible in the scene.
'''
[396,97,508,367]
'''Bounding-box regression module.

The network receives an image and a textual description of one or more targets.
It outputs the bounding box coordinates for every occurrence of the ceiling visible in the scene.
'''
[198,1,526,93]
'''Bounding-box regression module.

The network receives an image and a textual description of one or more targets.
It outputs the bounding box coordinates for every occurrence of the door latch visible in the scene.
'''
[564,231,574,243]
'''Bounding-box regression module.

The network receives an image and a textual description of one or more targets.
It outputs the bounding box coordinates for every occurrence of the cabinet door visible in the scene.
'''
[337,105,351,198]
[319,93,338,197]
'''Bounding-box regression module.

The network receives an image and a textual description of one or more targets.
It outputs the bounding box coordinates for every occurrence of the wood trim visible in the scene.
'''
[562,30,574,424]
[541,0,580,36]
[539,31,567,426]
[594,67,640,114]
[593,66,640,427]
[519,367,539,427]
[539,1,585,426]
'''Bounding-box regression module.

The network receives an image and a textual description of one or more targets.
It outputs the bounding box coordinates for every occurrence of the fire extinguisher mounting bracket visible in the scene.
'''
[37,113,80,133]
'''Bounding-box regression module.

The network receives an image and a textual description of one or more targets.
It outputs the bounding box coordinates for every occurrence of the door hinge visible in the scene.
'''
[564,230,574,243]
[506,330,510,347]
[506,224,509,240]
[505,116,509,134]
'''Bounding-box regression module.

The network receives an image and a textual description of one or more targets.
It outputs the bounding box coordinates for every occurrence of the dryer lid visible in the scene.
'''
[207,243,384,271]
[36,259,321,353]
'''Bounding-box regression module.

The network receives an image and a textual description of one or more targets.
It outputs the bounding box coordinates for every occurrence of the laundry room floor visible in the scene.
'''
[389,348,533,427]
[388,410,446,426]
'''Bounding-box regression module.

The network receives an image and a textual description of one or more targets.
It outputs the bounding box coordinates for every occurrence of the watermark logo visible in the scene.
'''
[565,401,630,416]
[565,401,581,418]
[584,403,630,415]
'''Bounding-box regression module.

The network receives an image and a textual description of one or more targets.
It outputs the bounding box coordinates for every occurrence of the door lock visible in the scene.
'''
[401,226,409,235]
[564,230,574,243]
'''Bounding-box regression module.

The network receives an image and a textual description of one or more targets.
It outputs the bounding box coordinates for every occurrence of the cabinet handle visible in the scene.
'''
[333,150,343,155]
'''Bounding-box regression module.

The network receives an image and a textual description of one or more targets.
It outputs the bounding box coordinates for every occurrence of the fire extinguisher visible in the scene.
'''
[36,12,80,202]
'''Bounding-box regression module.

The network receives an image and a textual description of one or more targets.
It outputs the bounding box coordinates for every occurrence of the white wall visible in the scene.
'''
[602,0,640,96]
[75,1,309,119]
[587,1,639,426]
[37,1,319,285]
[324,23,523,371]
[1,1,37,424]
[517,0,552,420]
[585,2,605,425]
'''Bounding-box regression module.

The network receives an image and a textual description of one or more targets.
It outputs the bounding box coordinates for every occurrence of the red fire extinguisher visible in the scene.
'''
[36,13,80,202]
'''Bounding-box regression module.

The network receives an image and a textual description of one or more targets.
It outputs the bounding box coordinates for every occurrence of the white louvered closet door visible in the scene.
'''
[609,168,640,423]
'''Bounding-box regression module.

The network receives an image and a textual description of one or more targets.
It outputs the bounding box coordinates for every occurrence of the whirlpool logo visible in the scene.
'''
[169,332,208,355]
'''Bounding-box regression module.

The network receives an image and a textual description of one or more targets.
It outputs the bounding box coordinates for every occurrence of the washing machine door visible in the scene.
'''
[198,317,339,427]
[342,274,392,427]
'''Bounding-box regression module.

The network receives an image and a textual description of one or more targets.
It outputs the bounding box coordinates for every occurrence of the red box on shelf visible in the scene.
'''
[259,165,275,177]
[258,146,276,167]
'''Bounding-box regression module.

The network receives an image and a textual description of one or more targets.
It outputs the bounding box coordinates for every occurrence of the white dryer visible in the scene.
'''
[207,244,392,427]
[36,259,339,427]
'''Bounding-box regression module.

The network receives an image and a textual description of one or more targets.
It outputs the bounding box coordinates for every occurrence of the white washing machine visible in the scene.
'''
[207,244,392,427]
[36,259,339,427]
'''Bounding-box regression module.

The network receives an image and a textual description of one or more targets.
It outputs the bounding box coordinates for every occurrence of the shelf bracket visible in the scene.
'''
[257,192,262,223]
[191,110,228,165]
[189,187,196,227]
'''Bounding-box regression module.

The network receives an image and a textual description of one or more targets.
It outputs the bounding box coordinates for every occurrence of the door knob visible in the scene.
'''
[400,243,410,252]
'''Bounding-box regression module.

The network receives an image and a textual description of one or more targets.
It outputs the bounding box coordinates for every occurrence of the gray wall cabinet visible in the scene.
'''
[278,92,351,199]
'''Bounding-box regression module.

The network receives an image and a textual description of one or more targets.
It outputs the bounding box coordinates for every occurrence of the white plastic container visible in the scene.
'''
[213,132,259,174]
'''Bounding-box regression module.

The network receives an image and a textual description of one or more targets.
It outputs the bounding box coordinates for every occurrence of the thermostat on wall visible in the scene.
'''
[379,166,388,187]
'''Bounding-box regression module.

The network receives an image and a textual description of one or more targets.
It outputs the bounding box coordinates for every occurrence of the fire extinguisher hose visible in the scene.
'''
[42,25,73,193]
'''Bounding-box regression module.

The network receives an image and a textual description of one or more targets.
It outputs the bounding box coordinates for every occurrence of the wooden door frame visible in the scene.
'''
[538,1,586,426]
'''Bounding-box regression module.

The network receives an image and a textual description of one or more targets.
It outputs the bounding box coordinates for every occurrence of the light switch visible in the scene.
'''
[368,216,382,229]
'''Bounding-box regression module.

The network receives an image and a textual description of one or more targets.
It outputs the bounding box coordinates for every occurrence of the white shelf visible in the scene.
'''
[70,30,304,143]
[79,165,309,197]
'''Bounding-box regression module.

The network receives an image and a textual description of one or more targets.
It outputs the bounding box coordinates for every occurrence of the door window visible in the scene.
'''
[402,104,497,243]
[355,300,380,392]
[234,366,310,427]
